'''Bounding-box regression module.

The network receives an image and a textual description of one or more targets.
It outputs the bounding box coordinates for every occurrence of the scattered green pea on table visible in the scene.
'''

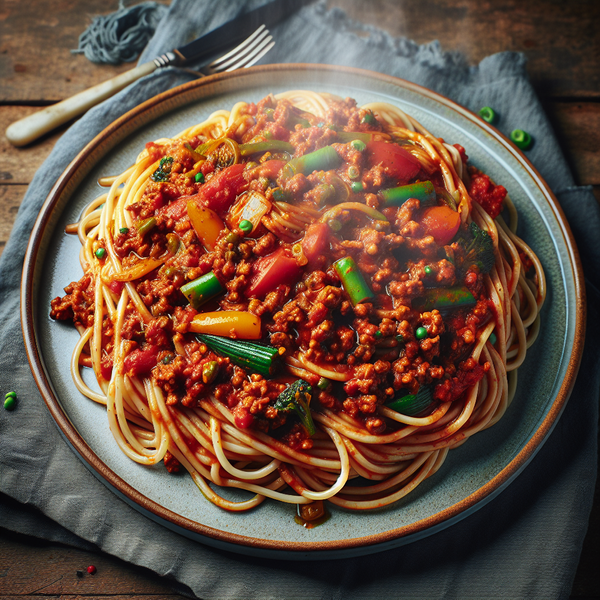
[479,106,497,124]
[510,129,533,150]
[4,391,17,410]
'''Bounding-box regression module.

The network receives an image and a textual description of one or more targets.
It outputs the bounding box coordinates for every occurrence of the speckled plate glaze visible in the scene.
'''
[22,65,585,560]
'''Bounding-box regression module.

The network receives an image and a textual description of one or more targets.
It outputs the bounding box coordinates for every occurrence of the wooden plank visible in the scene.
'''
[0,0,598,102]
[0,185,25,257]
[330,0,600,98]
[545,101,600,186]
[0,106,63,185]
[0,529,187,597]
[0,0,169,103]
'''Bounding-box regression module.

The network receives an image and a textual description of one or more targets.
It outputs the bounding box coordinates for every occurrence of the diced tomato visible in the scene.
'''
[234,405,254,429]
[245,246,302,298]
[159,163,248,222]
[195,163,248,214]
[301,222,330,269]
[366,141,421,184]
[107,280,124,295]
[250,159,286,181]
[468,172,506,219]
[421,205,461,246]
[160,195,188,221]
[123,344,160,377]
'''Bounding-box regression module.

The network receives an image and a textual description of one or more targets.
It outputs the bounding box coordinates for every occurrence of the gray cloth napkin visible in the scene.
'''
[1,1,597,598]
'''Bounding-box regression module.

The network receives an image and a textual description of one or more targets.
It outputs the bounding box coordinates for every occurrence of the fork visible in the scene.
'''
[5,26,275,147]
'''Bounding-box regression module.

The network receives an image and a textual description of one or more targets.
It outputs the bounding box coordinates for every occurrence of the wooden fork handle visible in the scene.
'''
[5,61,157,147]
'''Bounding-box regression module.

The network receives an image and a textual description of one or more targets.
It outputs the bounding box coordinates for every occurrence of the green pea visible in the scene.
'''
[424,266,432,275]
[119,227,129,234]
[510,129,533,150]
[415,327,428,340]
[195,172,205,183]
[4,396,16,411]
[479,106,497,124]
[351,139,366,151]
[95,248,106,259]
[239,220,253,233]
[489,332,497,345]
[350,181,364,193]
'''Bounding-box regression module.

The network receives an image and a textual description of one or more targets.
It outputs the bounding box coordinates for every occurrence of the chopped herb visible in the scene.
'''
[151,156,173,182]
[361,111,376,125]
[461,222,495,273]
[273,380,316,436]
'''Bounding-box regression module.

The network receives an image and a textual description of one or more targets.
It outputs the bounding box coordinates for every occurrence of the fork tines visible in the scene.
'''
[206,25,275,73]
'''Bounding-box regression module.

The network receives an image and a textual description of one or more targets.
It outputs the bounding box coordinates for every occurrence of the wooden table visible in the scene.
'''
[1,0,598,597]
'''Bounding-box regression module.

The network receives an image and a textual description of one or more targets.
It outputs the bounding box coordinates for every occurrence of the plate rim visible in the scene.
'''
[21,63,586,556]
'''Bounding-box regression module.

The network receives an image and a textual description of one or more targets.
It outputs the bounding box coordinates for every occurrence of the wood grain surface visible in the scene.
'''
[1,0,598,598]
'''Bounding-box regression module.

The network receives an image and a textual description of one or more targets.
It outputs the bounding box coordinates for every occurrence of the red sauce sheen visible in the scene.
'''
[51,95,503,454]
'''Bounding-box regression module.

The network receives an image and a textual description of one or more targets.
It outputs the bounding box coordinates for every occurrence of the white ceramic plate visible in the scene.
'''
[22,65,584,559]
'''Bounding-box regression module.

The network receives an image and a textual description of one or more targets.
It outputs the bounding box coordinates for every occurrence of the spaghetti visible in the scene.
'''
[51,91,545,514]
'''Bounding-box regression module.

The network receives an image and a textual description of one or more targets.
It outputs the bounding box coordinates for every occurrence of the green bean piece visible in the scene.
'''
[180,271,224,309]
[239,140,295,156]
[379,180,436,207]
[136,217,157,237]
[282,146,342,179]
[334,256,374,305]
[317,377,330,390]
[198,334,279,377]
[166,233,180,255]
[386,385,434,416]
[335,131,373,144]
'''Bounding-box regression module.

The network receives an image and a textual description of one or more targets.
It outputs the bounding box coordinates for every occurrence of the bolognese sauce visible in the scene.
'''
[50,91,544,511]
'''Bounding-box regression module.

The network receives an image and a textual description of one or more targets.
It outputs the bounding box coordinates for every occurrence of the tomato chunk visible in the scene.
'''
[366,141,421,185]
[421,205,461,246]
[301,222,330,268]
[468,172,506,219]
[196,163,247,214]
[123,345,160,377]
[246,247,302,299]
[159,163,248,222]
